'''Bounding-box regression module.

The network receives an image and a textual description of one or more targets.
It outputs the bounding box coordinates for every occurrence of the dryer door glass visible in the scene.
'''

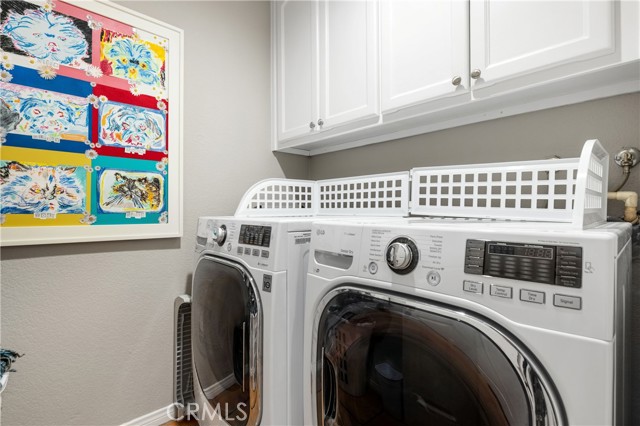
[315,289,562,426]
[192,256,261,426]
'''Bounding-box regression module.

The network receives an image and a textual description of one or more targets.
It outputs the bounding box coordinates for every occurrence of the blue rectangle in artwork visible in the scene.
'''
[7,65,93,97]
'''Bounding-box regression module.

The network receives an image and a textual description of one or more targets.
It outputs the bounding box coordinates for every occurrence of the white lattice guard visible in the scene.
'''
[573,139,609,228]
[410,140,608,228]
[316,172,410,216]
[235,179,315,217]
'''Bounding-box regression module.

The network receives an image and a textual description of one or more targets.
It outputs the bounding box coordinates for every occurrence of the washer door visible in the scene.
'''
[313,287,564,426]
[192,255,262,426]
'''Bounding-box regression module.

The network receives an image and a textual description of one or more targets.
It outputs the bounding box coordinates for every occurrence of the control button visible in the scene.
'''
[261,250,269,259]
[226,242,232,252]
[427,271,441,286]
[252,248,260,257]
[553,294,582,310]
[558,257,581,268]
[557,246,582,257]
[464,264,483,274]
[490,285,513,299]
[556,267,580,278]
[244,247,251,255]
[555,276,582,288]
[368,262,378,275]
[520,289,545,304]
[463,280,483,294]
[237,246,243,255]
[466,239,486,249]
[465,256,484,266]
[263,274,272,293]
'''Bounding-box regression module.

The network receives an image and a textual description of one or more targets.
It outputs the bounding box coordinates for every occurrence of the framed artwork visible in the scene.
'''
[0,0,183,245]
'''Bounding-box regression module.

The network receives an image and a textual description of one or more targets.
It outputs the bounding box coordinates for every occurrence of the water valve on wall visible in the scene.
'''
[608,146,639,224]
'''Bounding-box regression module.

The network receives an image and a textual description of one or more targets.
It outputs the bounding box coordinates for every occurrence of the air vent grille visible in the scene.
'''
[175,297,194,408]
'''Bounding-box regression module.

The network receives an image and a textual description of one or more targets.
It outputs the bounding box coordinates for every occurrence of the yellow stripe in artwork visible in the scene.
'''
[1,146,90,167]
[2,214,86,227]
[1,147,92,227]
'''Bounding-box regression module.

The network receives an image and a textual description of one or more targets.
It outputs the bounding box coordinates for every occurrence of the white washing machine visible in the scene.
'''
[303,218,632,426]
[191,216,312,426]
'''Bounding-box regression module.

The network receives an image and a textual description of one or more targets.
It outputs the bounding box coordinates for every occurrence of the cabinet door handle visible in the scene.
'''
[317,118,324,127]
[309,121,316,129]
[451,76,462,86]
[470,69,482,79]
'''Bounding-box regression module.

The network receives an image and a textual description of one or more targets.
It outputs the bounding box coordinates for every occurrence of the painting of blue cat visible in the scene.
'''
[0,160,86,214]
[100,30,164,87]
[99,101,166,151]
[0,1,91,66]
[0,82,89,141]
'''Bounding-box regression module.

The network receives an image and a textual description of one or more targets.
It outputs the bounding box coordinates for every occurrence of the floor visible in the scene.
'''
[162,420,198,426]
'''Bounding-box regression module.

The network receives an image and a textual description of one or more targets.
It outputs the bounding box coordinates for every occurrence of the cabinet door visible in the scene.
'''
[318,0,379,130]
[380,0,469,113]
[470,0,616,92]
[275,1,319,141]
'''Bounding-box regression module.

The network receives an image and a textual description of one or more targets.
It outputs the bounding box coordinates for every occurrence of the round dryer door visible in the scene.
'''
[313,288,565,426]
[191,255,262,426]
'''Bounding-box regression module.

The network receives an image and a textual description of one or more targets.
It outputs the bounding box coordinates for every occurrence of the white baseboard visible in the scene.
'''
[120,405,173,426]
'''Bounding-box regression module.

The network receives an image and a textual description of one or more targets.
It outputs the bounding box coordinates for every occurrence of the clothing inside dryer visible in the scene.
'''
[316,291,536,426]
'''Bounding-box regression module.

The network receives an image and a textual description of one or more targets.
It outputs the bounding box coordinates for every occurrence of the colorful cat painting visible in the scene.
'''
[0,82,89,141]
[99,102,166,151]
[99,169,164,213]
[100,31,164,86]
[0,160,86,214]
[1,5,90,65]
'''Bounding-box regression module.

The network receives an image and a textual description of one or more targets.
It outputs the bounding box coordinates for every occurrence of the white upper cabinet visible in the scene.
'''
[272,0,638,155]
[319,0,379,130]
[274,1,318,142]
[470,0,616,95]
[380,0,469,113]
[274,0,378,144]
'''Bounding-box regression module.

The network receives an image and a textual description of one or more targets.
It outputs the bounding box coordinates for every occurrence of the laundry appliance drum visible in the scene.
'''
[192,256,262,426]
[312,287,565,426]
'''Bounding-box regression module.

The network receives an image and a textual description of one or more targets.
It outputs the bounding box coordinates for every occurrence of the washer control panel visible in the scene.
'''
[464,239,582,288]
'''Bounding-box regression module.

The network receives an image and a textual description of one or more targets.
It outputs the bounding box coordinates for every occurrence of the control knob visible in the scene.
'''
[386,237,419,274]
[211,224,227,246]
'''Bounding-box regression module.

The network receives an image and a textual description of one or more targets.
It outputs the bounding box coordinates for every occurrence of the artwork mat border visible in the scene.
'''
[1,0,184,246]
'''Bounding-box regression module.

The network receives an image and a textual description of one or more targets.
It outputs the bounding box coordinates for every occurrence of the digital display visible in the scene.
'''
[488,243,554,260]
[239,225,271,247]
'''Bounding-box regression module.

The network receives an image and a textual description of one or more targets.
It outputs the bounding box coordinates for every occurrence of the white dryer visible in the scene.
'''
[191,216,312,426]
[190,215,406,426]
[187,173,411,426]
[303,218,632,426]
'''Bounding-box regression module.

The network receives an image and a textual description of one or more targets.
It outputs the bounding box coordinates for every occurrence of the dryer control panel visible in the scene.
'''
[464,239,582,288]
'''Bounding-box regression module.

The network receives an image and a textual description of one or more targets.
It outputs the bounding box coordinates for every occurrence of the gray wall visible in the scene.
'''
[310,93,640,218]
[0,2,306,425]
